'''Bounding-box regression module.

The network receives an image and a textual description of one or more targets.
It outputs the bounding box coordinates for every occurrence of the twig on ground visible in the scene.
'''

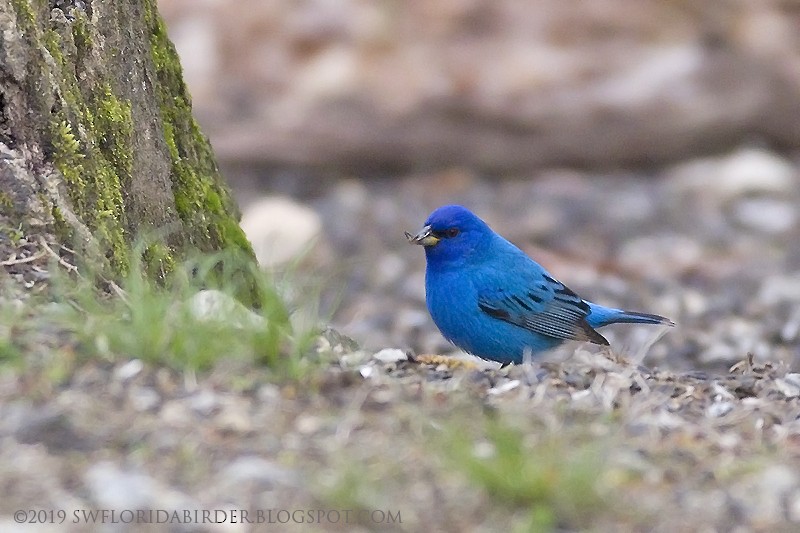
[38,236,80,274]
[0,251,48,266]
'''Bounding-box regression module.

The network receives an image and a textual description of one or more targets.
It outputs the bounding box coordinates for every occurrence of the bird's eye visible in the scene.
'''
[445,228,460,238]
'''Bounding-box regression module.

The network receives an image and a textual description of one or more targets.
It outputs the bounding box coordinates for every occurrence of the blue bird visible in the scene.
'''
[405,205,673,365]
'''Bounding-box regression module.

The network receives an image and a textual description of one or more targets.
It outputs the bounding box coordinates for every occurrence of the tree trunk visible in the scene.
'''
[0,0,253,280]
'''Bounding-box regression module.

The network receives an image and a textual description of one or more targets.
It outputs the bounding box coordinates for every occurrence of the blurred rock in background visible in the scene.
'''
[159,0,800,175]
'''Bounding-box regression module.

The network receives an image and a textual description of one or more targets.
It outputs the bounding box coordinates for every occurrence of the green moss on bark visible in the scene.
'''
[51,206,70,244]
[143,0,254,256]
[9,0,36,33]
[6,0,255,288]
[44,18,132,273]
[0,192,14,210]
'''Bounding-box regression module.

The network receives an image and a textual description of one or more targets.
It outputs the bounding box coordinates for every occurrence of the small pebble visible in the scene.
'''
[114,359,143,382]
[373,348,408,363]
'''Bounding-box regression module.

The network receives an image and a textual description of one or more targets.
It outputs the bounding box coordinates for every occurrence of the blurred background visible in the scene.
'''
[157,0,800,370]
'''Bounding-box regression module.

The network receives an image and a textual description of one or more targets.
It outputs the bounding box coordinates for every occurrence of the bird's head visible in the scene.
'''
[405,205,493,266]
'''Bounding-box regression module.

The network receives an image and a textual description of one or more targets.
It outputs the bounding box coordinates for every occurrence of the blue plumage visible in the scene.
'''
[406,205,673,364]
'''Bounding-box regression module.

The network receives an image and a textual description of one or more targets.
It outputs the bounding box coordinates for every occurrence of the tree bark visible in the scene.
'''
[0,0,253,280]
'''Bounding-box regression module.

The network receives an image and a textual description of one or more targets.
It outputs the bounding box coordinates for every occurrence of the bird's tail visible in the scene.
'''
[587,303,675,329]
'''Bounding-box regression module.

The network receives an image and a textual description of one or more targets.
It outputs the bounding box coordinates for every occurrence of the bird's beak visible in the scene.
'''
[405,225,440,246]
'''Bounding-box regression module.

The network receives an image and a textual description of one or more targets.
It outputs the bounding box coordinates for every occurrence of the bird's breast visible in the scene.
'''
[425,267,480,335]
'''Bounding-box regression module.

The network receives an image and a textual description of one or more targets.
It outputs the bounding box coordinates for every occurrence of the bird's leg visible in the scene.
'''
[600,346,634,366]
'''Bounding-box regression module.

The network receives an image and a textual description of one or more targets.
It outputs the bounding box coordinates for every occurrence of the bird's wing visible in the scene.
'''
[477,273,609,345]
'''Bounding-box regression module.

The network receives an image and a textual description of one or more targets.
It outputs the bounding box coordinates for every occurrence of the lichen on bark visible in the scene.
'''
[1,0,254,281]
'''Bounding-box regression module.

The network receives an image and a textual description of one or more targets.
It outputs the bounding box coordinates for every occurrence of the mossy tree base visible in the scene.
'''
[0,0,253,280]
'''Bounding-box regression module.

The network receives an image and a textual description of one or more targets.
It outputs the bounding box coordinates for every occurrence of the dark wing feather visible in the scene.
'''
[477,274,609,345]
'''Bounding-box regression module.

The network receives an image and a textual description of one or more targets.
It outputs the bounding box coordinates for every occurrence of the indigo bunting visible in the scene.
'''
[406,205,673,364]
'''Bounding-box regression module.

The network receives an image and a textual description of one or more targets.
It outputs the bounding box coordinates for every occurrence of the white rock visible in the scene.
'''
[187,389,219,416]
[295,414,323,435]
[717,148,796,198]
[85,462,157,509]
[732,197,797,234]
[488,380,521,396]
[775,374,800,398]
[222,456,298,487]
[372,348,408,363]
[257,384,281,403]
[114,359,143,381]
[84,462,198,524]
[186,289,264,329]
[711,382,736,401]
[129,386,161,412]
[669,148,796,201]
[705,401,734,418]
[240,196,322,267]
[472,441,496,459]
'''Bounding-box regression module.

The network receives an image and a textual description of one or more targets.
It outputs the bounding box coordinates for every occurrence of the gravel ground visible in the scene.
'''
[3,332,800,531]
[3,145,800,531]
[235,146,800,373]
